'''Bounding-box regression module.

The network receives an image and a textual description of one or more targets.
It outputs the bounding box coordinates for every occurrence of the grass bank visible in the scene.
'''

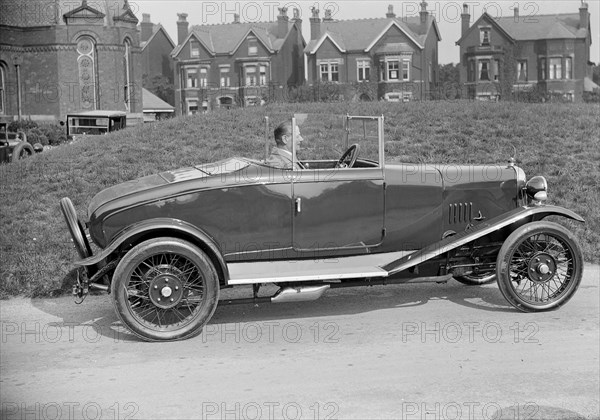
[0,101,598,298]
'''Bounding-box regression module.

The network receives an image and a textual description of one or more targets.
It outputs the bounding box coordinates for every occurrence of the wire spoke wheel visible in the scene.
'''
[496,222,583,312]
[112,238,219,341]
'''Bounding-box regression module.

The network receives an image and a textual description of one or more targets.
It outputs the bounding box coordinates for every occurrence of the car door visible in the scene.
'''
[291,167,385,254]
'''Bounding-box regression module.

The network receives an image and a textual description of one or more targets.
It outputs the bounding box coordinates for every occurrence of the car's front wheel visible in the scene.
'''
[111,237,220,341]
[496,221,583,312]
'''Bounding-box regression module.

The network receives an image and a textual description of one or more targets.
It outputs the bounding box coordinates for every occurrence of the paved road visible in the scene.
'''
[1,265,598,420]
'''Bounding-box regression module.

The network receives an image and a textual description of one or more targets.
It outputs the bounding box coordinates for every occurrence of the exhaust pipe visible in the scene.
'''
[271,285,330,303]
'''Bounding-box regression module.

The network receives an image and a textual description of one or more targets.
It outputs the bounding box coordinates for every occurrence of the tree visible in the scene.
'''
[438,63,460,85]
[142,73,175,106]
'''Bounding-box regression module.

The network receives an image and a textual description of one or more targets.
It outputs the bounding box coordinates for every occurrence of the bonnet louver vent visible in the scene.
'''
[449,202,473,224]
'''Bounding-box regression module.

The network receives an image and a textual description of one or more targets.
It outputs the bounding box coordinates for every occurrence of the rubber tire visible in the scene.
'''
[11,141,34,162]
[60,197,92,259]
[454,272,496,285]
[496,221,583,312]
[111,237,220,342]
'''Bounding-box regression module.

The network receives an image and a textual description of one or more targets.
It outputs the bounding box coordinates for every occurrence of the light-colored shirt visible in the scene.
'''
[265,147,303,169]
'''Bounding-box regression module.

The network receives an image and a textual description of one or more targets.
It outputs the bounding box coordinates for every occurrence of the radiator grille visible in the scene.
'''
[449,202,473,224]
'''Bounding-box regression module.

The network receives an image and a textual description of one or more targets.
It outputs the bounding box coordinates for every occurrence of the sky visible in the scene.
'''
[132,0,600,64]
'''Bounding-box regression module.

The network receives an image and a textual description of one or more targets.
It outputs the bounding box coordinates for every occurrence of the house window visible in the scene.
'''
[517,60,527,82]
[468,60,475,82]
[248,37,258,56]
[199,68,208,87]
[245,66,257,86]
[480,28,491,46]
[77,36,98,110]
[540,58,546,80]
[387,60,399,80]
[357,60,370,81]
[428,62,432,83]
[191,40,200,58]
[479,60,490,81]
[493,59,500,81]
[0,65,5,114]
[565,57,572,79]
[123,38,133,111]
[186,68,198,88]
[186,99,198,115]
[320,62,339,82]
[402,60,410,81]
[220,67,230,87]
[259,65,267,85]
[549,57,561,80]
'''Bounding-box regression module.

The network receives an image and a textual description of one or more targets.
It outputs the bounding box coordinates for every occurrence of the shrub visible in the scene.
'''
[39,124,68,146]
[7,119,38,132]
[25,127,49,146]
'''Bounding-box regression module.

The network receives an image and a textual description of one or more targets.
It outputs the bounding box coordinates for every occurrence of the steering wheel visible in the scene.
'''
[336,144,360,168]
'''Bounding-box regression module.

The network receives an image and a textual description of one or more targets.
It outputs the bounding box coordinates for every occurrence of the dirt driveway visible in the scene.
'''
[1,265,598,419]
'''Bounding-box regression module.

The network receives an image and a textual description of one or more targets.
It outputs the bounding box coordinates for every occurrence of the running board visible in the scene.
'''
[226,251,411,285]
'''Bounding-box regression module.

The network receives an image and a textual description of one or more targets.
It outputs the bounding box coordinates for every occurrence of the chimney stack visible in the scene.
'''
[277,7,289,38]
[177,13,189,45]
[309,7,321,40]
[141,13,153,42]
[291,8,302,30]
[579,2,589,30]
[420,1,429,29]
[386,5,396,19]
[233,13,240,24]
[323,9,333,22]
[513,6,519,20]
[461,3,470,37]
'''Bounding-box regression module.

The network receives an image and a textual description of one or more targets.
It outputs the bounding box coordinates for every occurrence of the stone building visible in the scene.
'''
[171,8,305,115]
[304,3,441,102]
[0,0,143,125]
[456,2,594,101]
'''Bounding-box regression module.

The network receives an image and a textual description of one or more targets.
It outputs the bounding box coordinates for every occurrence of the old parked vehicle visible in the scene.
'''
[61,114,584,341]
[0,129,41,163]
[66,111,126,137]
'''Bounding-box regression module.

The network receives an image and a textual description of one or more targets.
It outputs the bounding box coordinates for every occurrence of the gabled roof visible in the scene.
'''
[142,88,175,112]
[305,16,440,54]
[457,12,589,45]
[140,23,176,51]
[63,1,105,23]
[172,20,303,57]
[456,13,515,45]
[495,13,588,40]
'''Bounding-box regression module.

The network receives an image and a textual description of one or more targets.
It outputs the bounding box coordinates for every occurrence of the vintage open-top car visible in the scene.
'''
[61,114,584,341]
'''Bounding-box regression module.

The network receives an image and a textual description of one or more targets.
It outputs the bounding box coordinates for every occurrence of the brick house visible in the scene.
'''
[171,8,305,115]
[456,2,594,102]
[0,0,143,126]
[139,13,176,106]
[304,3,441,102]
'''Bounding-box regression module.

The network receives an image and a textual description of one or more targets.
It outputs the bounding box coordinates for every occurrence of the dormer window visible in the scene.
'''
[190,40,200,58]
[248,37,258,56]
[480,27,491,46]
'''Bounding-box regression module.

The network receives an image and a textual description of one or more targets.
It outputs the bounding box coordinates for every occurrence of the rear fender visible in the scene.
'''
[383,205,584,276]
[76,218,229,283]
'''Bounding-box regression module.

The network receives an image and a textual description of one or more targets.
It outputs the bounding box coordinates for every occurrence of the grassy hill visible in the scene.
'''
[0,101,598,298]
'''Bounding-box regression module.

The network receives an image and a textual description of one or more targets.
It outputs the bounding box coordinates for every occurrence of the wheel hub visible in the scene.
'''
[528,253,557,283]
[149,274,184,309]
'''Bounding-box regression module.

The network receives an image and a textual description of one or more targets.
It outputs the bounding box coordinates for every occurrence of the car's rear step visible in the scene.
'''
[226,251,411,285]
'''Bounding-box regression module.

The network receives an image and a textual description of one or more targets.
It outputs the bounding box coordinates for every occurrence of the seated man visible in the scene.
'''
[265,121,305,169]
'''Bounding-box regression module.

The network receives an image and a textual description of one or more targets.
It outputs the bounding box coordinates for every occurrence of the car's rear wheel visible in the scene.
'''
[496,221,583,312]
[111,237,220,341]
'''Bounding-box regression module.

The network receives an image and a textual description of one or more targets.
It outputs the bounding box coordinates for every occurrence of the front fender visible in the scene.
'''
[383,205,584,276]
[76,218,229,282]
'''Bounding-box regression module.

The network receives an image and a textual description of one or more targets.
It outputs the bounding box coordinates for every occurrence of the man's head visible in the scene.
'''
[274,121,303,151]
